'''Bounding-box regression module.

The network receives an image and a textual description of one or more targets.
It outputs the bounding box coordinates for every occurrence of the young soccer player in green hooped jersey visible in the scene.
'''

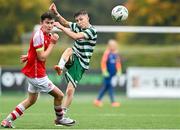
[49,3,97,124]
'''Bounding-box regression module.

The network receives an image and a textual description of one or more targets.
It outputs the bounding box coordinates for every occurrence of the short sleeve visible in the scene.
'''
[69,22,77,32]
[33,30,44,49]
[83,28,97,40]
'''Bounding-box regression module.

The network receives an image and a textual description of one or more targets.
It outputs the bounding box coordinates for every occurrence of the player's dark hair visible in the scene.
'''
[41,11,55,22]
[74,10,89,18]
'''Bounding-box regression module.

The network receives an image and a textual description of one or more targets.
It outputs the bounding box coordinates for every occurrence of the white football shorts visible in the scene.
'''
[27,76,55,93]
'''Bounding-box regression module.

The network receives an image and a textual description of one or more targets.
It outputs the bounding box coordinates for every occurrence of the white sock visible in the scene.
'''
[62,107,68,115]
[58,58,66,69]
[6,104,25,121]
[17,104,25,111]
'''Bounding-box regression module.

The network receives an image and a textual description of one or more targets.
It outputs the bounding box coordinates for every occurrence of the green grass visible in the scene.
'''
[0,93,180,129]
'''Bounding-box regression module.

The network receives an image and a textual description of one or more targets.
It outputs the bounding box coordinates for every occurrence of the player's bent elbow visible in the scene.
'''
[36,52,46,61]
[64,21,70,28]
[72,36,79,40]
[37,56,46,61]
[66,48,73,54]
[39,58,46,62]
[73,34,83,40]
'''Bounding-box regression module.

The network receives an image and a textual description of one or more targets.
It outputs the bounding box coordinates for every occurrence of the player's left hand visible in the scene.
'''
[20,55,28,64]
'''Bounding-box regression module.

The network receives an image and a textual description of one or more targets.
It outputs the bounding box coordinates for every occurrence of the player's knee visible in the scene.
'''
[56,93,64,100]
[60,93,64,99]
[66,48,73,55]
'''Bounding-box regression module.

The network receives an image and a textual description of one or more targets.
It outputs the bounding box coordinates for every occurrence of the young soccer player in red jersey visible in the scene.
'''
[1,11,75,128]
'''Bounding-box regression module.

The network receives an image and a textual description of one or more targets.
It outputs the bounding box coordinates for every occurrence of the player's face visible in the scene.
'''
[108,40,118,52]
[41,18,55,33]
[75,14,89,29]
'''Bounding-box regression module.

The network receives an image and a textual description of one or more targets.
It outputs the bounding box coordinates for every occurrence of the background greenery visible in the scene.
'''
[1,44,180,71]
[0,0,179,44]
[0,0,179,69]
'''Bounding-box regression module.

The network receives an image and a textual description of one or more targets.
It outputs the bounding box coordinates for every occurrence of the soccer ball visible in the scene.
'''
[111,5,128,22]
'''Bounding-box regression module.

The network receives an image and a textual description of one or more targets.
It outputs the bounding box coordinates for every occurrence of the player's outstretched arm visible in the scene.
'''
[54,22,85,40]
[49,3,69,28]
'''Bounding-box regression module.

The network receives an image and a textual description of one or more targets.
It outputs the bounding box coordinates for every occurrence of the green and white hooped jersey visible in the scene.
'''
[69,22,97,70]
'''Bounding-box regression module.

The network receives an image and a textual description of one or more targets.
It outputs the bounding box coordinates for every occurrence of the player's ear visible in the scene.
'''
[86,15,90,21]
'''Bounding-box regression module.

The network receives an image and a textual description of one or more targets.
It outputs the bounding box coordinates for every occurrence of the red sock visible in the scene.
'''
[54,105,63,120]
[6,104,25,121]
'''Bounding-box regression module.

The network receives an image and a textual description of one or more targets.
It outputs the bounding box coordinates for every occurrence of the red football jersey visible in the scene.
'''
[21,28,51,78]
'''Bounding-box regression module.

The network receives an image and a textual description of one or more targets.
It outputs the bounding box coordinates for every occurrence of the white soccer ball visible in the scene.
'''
[111,5,128,22]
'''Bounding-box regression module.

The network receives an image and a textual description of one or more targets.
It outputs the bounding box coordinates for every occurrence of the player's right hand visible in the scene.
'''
[54,22,63,30]
[51,33,59,44]
[49,3,58,15]
[20,55,28,64]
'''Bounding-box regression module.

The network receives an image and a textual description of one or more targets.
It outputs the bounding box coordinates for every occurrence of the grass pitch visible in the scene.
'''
[0,93,180,129]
